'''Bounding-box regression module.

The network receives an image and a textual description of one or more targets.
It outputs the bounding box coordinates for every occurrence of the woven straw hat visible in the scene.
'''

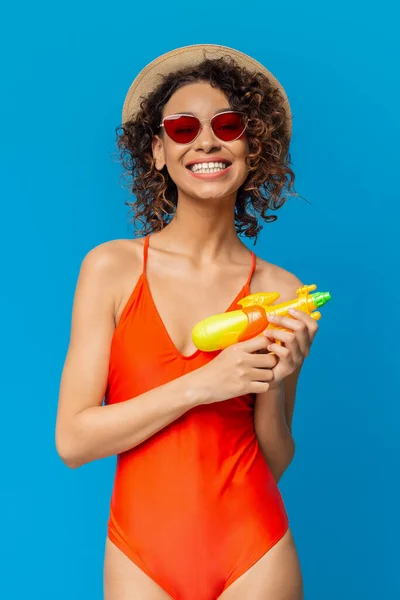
[122,44,292,138]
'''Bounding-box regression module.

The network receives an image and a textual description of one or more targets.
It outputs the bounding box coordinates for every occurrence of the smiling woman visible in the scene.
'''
[118,47,295,240]
[55,44,308,600]
[150,82,252,209]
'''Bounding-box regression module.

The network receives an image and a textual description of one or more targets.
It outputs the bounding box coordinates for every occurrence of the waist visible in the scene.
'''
[113,408,268,503]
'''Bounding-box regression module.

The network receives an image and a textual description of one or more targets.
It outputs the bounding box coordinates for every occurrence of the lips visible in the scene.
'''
[185,157,232,170]
[187,165,231,180]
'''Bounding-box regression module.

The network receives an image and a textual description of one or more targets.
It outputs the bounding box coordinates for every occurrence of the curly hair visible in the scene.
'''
[117,55,298,243]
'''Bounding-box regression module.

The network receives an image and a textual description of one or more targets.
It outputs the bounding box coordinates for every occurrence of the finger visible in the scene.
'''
[268,312,308,332]
[267,314,310,346]
[265,328,303,363]
[287,309,319,339]
[249,380,272,394]
[265,343,291,359]
[265,322,309,356]
[264,327,297,345]
[249,367,275,382]
[250,352,278,369]
[234,334,269,354]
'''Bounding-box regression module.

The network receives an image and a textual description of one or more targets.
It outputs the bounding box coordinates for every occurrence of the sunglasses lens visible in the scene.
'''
[163,115,200,143]
[212,112,246,141]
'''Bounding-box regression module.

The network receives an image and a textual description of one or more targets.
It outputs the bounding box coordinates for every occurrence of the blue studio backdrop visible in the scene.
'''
[1,1,398,599]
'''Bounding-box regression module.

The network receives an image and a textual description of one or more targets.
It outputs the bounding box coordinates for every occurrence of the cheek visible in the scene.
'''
[163,140,182,164]
[165,162,185,185]
[233,141,250,180]
[163,145,186,179]
[232,137,249,163]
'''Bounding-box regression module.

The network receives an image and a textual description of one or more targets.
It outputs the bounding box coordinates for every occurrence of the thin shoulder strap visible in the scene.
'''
[143,235,150,274]
[244,251,256,289]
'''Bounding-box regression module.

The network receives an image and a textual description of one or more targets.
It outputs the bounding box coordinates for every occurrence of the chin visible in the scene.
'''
[181,180,245,202]
[191,189,236,202]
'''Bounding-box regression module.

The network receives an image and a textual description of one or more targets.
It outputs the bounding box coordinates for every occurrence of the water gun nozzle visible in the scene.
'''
[311,292,331,308]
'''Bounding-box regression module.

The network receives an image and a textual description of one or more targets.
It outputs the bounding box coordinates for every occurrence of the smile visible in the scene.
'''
[185,160,232,180]
[188,161,229,173]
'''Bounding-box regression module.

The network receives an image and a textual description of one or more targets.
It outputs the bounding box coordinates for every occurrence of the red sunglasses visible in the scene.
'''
[159,111,248,144]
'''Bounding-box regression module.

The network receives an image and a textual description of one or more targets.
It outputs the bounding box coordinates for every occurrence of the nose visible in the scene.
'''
[193,121,221,153]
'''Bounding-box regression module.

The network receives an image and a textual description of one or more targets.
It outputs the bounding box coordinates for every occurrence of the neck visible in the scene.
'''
[156,190,246,261]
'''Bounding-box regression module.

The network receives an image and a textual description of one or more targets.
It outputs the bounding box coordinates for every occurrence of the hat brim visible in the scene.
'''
[122,44,292,139]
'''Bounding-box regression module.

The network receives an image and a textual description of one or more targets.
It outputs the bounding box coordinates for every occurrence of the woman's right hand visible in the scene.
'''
[189,334,278,404]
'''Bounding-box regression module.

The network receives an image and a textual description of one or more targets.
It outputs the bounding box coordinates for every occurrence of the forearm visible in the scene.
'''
[263,433,295,483]
[254,381,295,483]
[59,372,205,468]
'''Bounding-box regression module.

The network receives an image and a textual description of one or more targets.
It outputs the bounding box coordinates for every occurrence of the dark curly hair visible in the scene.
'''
[117,55,299,243]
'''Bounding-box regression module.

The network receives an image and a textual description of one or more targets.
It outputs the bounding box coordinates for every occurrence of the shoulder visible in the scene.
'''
[254,255,303,302]
[79,237,145,275]
[76,237,146,298]
[75,237,147,321]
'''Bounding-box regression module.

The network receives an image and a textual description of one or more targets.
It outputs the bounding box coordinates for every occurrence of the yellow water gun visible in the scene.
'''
[192,284,331,352]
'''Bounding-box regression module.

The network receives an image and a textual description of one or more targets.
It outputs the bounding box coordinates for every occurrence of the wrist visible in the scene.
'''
[268,379,284,391]
[174,371,211,408]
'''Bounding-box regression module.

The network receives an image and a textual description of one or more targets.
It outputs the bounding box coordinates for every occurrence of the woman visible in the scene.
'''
[56,44,318,600]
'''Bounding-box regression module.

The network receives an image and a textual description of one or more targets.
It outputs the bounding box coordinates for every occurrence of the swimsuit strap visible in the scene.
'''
[143,234,150,275]
[244,251,256,289]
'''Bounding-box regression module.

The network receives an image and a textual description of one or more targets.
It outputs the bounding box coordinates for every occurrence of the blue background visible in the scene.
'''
[1,1,398,598]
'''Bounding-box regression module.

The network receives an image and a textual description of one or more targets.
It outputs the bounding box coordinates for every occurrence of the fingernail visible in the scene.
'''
[288,309,296,315]
[269,314,275,320]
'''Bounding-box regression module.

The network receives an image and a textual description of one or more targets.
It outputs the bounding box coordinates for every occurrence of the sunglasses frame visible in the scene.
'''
[159,110,248,144]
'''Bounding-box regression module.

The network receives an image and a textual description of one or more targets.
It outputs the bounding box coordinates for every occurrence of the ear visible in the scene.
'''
[152,135,166,170]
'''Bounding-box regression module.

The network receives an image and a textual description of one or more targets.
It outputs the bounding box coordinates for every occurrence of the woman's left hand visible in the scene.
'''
[263,309,319,386]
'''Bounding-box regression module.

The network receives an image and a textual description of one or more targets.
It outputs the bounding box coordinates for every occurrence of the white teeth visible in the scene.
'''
[189,161,228,172]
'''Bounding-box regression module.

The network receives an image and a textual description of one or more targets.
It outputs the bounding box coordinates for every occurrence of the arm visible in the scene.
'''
[55,243,205,469]
[254,366,302,483]
[254,270,304,482]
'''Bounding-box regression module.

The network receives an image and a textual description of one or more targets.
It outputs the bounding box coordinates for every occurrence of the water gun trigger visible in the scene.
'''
[265,323,285,347]
[311,311,321,321]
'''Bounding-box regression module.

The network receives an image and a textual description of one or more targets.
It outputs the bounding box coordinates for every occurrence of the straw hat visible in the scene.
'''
[122,44,292,138]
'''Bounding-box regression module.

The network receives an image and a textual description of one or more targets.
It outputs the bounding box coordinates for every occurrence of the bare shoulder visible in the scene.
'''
[78,237,146,320]
[81,237,144,273]
[254,255,303,302]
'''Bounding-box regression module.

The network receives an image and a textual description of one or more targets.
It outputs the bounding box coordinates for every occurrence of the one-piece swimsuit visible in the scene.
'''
[105,235,289,600]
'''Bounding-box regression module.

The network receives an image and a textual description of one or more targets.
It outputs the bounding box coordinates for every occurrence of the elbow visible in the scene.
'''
[55,427,87,469]
[56,441,85,469]
[60,454,84,470]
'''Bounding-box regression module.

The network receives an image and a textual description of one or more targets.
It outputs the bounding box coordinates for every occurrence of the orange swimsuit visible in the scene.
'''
[105,235,289,600]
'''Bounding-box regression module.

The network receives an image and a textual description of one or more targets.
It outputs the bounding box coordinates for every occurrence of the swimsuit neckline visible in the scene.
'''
[143,235,256,361]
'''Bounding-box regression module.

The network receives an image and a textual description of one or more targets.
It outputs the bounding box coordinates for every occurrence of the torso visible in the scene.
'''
[103,233,298,600]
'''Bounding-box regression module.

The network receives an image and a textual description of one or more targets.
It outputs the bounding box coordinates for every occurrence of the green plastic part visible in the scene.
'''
[310,292,331,308]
